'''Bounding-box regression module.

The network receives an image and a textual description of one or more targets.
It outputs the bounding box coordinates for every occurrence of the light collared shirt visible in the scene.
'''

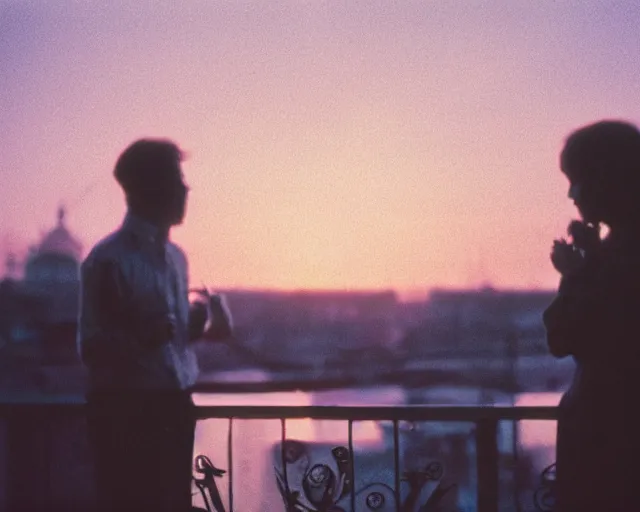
[77,213,198,392]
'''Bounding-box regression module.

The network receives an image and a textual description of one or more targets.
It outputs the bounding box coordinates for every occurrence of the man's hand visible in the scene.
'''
[203,294,233,341]
[551,239,586,277]
[189,288,233,342]
[188,302,208,341]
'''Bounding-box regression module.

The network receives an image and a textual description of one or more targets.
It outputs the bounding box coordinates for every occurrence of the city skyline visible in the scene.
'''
[3,1,640,293]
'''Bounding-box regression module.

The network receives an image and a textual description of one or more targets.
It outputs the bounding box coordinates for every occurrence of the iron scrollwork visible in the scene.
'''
[273,439,458,511]
[190,441,459,512]
[192,455,227,512]
[533,462,556,512]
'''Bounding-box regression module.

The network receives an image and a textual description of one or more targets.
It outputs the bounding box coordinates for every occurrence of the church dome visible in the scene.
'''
[23,207,82,288]
[38,207,82,262]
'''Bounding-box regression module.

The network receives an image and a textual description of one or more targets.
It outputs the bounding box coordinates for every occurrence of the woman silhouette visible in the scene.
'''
[544,120,640,511]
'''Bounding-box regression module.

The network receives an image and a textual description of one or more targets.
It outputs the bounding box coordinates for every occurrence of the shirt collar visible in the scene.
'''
[122,212,169,245]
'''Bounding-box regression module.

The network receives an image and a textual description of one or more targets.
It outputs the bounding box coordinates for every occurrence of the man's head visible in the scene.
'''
[114,138,189,226]
[560,120,640,227]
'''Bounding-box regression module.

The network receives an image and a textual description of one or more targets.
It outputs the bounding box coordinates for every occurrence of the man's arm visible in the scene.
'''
[175,248,211,342]
[175,245,232,342]
[77,257,147,367]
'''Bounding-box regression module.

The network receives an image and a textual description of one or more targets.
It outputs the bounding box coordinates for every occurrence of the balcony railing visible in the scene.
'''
[0,401,558,512]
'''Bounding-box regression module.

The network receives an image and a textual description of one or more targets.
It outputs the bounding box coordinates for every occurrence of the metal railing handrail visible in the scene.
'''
[194,404,558,421]
[0,401,558,421]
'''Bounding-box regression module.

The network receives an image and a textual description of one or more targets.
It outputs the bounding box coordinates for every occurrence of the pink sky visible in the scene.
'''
[2,1,640,295]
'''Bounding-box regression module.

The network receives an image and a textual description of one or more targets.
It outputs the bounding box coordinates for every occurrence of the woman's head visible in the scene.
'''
[560,120,640,227]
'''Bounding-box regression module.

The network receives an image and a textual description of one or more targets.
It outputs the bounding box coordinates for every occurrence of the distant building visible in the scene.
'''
[202,289,405,372]
[221,289,399,327]
[0,207,82,347]
[426,287,554,329]
[24,206,82,289]
[401,288,556,357]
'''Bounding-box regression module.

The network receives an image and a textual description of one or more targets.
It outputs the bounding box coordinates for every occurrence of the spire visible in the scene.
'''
[57,205,66,227]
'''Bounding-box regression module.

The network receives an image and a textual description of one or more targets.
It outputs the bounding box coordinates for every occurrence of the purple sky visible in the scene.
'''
[2,0,640,295]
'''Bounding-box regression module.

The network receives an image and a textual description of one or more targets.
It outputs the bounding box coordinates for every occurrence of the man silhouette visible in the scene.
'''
[78,139,232,512]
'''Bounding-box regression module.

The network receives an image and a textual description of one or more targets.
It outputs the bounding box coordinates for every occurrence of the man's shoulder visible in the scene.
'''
[167,241,188,266]
[82,229,132,268]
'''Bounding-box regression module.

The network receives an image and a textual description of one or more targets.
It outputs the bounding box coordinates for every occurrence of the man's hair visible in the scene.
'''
[114,138,184,196]
[560,120,640,190]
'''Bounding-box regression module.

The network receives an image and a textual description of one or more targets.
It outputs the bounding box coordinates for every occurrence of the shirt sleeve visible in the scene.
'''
[177,251,203,342]
[77,256,143,368]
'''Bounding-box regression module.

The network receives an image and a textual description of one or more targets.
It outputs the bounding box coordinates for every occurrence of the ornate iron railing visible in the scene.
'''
[0,402,558,511]
[192,406,558,512]
[532,463,556,512]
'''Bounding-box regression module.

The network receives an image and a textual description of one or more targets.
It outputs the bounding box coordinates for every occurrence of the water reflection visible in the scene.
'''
[515,392,561,449]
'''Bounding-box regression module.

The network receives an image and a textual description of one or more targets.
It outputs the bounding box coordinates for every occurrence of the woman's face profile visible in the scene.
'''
[567,176,602,224]
[568,182,581,203]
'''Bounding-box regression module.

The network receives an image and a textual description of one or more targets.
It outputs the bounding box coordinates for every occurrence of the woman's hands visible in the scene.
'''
[551,239,586,277]
[551,221,602,277]
[567,220,601,253]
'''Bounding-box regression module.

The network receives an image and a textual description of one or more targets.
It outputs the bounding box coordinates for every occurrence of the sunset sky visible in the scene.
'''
[2,1,640,296]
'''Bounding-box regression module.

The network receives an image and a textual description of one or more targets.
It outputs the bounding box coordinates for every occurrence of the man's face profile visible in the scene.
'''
[165,164,189,226]
[148,162,189,226]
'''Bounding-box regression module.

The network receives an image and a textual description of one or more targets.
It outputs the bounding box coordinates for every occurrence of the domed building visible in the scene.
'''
[0,207,83,346]
[24,206,82,287]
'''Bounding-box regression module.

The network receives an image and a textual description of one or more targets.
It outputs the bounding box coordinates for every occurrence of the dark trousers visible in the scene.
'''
[86,390,195,512]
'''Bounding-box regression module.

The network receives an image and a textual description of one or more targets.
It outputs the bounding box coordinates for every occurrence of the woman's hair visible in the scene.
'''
[561,120,640,190]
